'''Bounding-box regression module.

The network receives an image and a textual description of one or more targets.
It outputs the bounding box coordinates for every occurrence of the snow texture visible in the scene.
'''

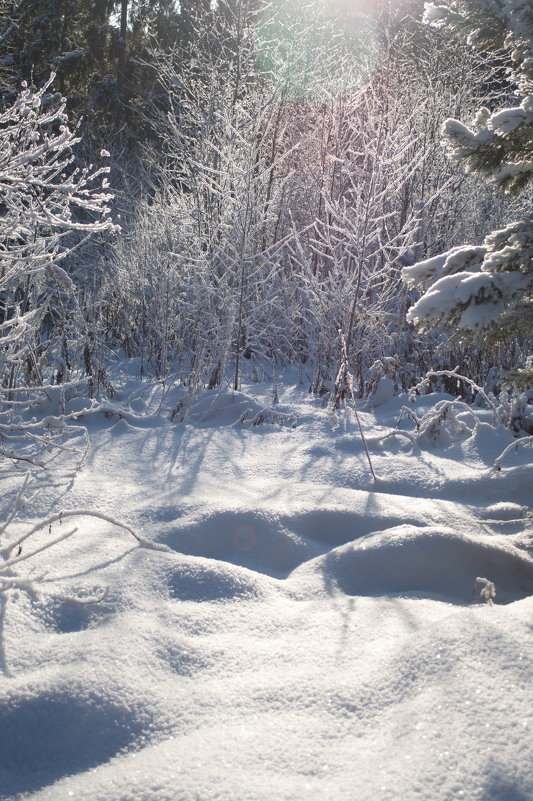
[406,268,530,330]
[403,245,486,289]
[0,379,532,801]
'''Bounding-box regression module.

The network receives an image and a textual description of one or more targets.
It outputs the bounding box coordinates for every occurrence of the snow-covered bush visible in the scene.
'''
[415,400,473,447]
[0,75,117,463]
[102,0,509,402]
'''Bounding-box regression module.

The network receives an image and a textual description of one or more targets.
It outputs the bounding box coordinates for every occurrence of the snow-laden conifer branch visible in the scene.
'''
[404,0,533,383]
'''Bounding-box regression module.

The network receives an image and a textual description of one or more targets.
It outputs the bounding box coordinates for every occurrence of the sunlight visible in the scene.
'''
[2,0,532,795]
[255,0,383,100]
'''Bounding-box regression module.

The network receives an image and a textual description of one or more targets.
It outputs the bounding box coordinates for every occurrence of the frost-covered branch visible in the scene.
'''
[0,75,118,466]
[410,368,499,423]
[494,436,533,471]
[0,475,172,676]
[1,509,170,559]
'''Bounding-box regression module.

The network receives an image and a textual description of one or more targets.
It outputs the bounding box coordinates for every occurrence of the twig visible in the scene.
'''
[2,509,172,559]
[0,593,12,677]
[334,330,377,481]
[494,436,533,471]
[411,368,499,424]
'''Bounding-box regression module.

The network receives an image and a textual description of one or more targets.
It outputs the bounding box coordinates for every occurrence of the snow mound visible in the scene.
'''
[478,502,527,520]
[161,555,275,602]
[369,376,395,408]
[0,682,154,799]
[185,389,296,427]
[161,508,314,576]
[281,507,418,547]
[289,524,533,604]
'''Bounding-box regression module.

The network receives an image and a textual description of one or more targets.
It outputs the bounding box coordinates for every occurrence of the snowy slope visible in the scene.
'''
[0,379,532,801]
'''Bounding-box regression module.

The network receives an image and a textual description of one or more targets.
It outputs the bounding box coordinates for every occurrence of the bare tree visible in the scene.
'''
[101,0,517,407]
[0,75,117,464]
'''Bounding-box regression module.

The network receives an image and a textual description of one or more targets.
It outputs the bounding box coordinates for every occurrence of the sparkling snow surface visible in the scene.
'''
[1,380,532,801]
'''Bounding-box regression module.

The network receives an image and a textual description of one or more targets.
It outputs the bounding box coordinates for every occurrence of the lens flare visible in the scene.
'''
[232,525,257,552]
[255,0,383,102]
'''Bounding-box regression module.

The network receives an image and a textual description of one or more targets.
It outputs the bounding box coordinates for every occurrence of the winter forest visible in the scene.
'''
[0,0,532,799]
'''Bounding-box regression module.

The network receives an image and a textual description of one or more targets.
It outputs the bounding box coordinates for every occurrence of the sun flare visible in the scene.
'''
[255,0,383,100]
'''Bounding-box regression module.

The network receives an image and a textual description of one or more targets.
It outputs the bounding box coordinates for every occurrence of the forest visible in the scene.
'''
[0,1,532,800]
[1,0,531,413]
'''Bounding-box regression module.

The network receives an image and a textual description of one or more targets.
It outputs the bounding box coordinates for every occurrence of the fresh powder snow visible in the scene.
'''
[0,377,532,801]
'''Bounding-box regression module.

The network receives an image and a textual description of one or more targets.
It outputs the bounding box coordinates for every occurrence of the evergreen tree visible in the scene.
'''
[0,0,115,91]
[403,0,532,386]
[0,0,183,137]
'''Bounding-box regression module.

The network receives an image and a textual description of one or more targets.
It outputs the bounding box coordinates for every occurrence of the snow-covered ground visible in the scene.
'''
[1,376,532,801]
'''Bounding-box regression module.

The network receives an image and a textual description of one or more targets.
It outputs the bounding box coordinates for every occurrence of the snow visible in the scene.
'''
[369,376,395,408]
[403,246,485,289]
[442,118,492,157]
[406,268,531,331]
[0,379,532,801]
[490,107,529,134]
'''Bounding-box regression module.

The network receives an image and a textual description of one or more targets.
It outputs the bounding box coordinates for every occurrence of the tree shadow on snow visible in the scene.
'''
[0,691,151,798]
[481,769,532,801]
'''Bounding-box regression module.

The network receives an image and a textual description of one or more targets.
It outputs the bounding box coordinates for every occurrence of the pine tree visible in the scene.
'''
[403,0,532,386]
[1,0,212,152]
